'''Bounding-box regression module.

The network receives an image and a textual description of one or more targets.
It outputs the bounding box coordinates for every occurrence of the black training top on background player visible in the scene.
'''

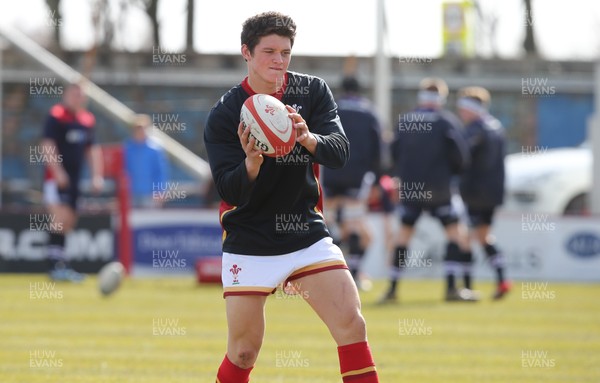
[381,78,475,304]
[41,83,103,283]
[43,95,96,208]
[459,110,506,211]
[392,88,469,207]
[321,76,381,195]
[456,86,510,300]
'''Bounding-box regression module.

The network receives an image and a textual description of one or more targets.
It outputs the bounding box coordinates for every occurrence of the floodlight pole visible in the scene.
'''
[374,0,392,131]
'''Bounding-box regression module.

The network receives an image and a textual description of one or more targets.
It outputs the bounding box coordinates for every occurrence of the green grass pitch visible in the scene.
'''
[1,275,599,382]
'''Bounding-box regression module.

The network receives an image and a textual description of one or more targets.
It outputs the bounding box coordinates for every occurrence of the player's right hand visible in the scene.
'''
[238,122,264,176]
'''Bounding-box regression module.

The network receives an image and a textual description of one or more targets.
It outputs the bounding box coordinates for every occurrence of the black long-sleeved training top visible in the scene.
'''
[391,106,470,206]
[204,71,349,255]
[321,95,382,190]
[459,114,506,209]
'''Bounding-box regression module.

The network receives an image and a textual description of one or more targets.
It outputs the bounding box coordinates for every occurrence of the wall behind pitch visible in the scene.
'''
[362,213,600,282]
[0,212,113,272]
[537,95,593,148]
[128,209,222,276]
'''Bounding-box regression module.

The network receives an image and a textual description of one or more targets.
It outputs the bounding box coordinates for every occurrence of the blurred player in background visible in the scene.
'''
[204,12,379,383]
[381,78,475,303]
[456,86,511,300]
[124,114,168,208]
[367,174,399,270]
[41,83,103,281]
[322,76,382,290]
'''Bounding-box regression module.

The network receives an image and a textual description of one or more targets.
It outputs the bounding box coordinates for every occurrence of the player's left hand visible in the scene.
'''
[286,105,317,154]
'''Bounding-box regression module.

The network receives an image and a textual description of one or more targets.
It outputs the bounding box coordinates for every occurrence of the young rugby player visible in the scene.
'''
[322,76,382,290]
[41,83,104,281]
[456,86,511,300]
[204,12,379,383]
[382,78,475,303]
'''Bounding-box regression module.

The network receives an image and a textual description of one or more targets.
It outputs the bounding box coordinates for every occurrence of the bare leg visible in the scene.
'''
[296,269,365,345]
[296,269,378,382]
[224,295,267,369]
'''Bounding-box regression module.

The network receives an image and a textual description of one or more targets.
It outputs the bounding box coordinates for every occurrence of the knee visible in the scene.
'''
[62,219,76,233]
[228,347,259,369]
[58,211,77,233]
[339,309,367,339]
[478,231,490,245]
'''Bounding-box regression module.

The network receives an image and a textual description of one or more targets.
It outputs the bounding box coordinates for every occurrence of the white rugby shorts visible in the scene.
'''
[221,237,348,298]
[43,180,60,205]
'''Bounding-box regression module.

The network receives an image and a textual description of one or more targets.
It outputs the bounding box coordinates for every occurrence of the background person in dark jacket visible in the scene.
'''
[381,77,475,303]
[457,86,511,300]
[322,76,382,289]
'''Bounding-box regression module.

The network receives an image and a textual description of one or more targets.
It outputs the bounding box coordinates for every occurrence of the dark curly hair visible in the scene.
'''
[241,12,296,54]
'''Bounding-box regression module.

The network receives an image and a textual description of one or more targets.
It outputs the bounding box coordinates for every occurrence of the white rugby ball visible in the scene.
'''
[98,261,125,296]
[240,94,295,157]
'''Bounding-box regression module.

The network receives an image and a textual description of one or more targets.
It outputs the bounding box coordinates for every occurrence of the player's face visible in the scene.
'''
[132,125,147,141]
[458,108,478,124]
[243,34,291,92]
[63,86,86,112]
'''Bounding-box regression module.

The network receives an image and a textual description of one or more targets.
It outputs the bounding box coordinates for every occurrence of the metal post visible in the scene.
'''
[374,0,392,131]
[589,60,600,215]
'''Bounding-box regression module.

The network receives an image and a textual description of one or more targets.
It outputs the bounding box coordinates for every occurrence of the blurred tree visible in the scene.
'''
[82,0,117,70]
[523,0,537,55]
[93,0,115,51]
[45,0,62,48]
[473,0,500,58]
[128,0,193,51]
[129,0,160,47]
[186,0,194,52]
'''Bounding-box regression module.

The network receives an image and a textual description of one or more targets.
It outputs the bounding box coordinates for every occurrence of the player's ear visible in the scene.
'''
[241,44,252,62]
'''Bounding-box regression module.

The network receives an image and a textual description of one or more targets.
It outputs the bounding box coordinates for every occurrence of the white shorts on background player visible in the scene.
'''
[221,237,348,297]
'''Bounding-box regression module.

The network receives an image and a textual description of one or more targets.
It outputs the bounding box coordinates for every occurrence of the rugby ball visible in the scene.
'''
[98,261,125,296]
[240,94,295,157]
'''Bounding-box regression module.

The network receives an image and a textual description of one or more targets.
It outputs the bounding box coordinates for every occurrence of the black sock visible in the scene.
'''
[485,243,505,285]
[446,273,456,291]
[388,246,406,294]
[47,232,66,270]
[462,250,473,289]
[444,242,461,291]
[348,257,360,280]
[347,233,365,281]
[496,268,504,285]
[463,273,471,290]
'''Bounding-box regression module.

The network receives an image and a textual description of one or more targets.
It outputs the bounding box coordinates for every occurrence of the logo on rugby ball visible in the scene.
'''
[240,94,295,157]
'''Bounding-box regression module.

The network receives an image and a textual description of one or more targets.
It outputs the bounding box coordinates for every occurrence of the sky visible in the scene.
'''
[1,0,600,61]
